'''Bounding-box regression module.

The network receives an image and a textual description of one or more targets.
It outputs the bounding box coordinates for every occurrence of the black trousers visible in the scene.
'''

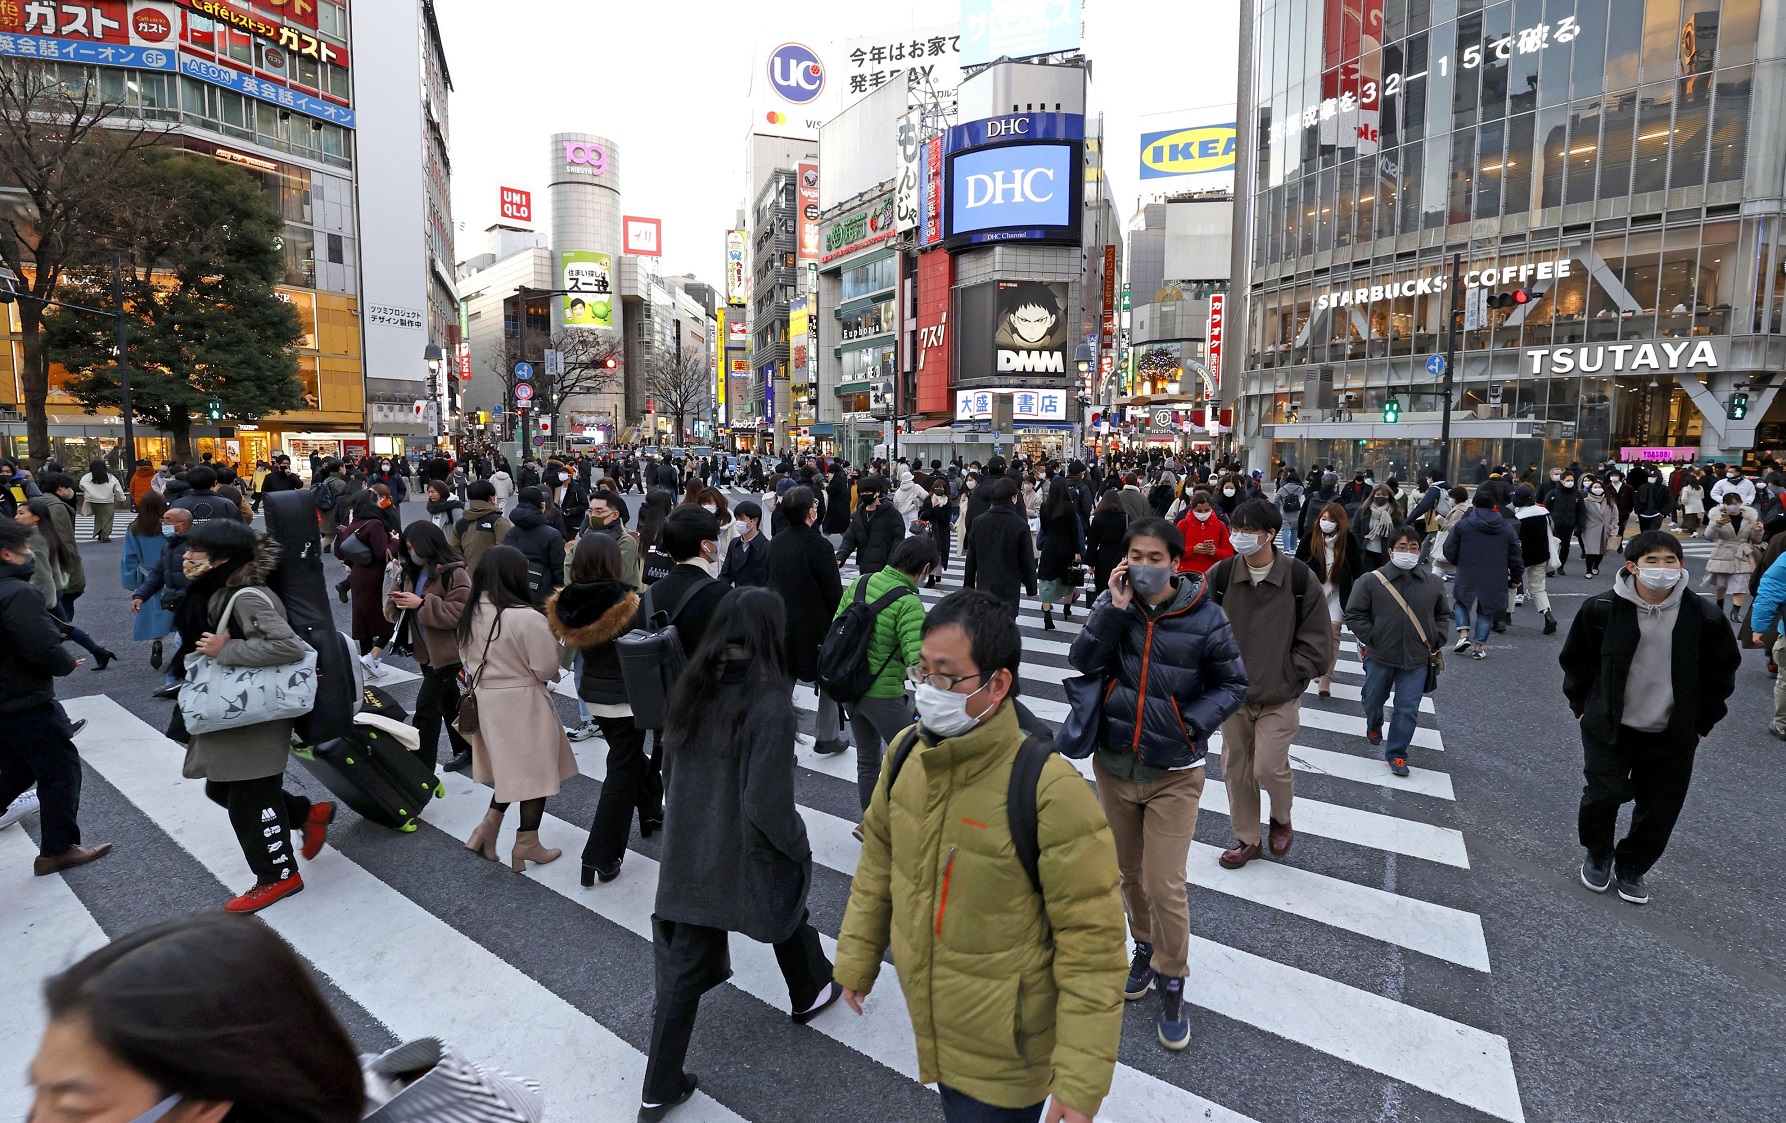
[0,701,83,857]
[1638,514,1665,533]
[206,776,311,885]
[643,913,831,1104]
[581,714,654,870]
[413,662,472,769]
[1579,725,1697,877]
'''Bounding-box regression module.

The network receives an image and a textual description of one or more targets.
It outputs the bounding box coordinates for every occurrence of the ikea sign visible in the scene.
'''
[946,142,1080,245]
[1140,123,1237,179]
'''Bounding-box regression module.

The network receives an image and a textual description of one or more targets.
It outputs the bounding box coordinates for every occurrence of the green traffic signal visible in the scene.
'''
[206,400,223,422]
[1728,392,1749,420]
[1383,396,1401,423]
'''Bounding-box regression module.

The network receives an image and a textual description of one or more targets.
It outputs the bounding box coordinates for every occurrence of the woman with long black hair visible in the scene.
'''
[637,487,676,585]
[386,520,473,773]
[1296,501,1363,697]
[639,587,839,1118]
[457,545,577,872]
[1036,475,1085,629]
[546,532,653,885]
[336,490,394,665]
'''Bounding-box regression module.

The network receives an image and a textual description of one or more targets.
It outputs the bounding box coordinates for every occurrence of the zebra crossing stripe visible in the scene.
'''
[63,694,747,1123]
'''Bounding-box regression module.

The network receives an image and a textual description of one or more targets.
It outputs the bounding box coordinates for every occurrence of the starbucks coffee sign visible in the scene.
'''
[1523,339,1722,374]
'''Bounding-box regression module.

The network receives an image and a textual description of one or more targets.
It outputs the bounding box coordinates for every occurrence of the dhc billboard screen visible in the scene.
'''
[945,141,1082,247]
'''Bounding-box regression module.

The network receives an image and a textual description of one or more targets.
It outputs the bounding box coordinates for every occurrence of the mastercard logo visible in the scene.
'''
[765,111,787,125]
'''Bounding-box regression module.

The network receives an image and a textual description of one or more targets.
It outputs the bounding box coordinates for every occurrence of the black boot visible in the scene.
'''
[1043,607,1055,631]
[1543,612,1558,635]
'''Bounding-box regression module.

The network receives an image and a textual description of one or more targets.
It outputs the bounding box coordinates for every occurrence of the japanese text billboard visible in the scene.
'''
[561,251,613,328]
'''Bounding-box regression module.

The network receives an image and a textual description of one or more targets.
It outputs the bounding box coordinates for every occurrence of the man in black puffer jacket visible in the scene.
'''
[0,516,112,875]
[835,475,906,575]
[1067,515,1248,1048]
[501,486,567,605]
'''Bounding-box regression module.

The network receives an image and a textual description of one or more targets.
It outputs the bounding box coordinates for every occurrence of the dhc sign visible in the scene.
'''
[949,143,1074,235]
[1139,123,1238,179]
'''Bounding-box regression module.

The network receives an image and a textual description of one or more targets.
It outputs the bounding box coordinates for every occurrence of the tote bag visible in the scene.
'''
[180,588,319,734]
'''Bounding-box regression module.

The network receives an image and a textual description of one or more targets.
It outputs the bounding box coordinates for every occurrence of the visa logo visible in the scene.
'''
[1140,124,1238,179]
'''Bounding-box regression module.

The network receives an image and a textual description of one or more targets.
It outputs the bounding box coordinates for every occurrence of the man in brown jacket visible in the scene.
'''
[1206,499,1332,868]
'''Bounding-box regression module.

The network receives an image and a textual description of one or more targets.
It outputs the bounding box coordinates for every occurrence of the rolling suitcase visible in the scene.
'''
[264,490,361,746]
[296,724,441,833]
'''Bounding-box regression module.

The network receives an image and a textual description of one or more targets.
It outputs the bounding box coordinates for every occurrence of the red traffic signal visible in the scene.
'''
[1488,289,1532,309]
[603,356,618,370]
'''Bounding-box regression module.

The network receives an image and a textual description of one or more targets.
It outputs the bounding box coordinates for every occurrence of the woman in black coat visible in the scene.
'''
[1086,489,1130,597]
[916,478,957,586]
[642,588,839,1112]
[1547,472,1583,574]
[765,486,843,684]
[824,467,854,536]
[1036,477,1085,629]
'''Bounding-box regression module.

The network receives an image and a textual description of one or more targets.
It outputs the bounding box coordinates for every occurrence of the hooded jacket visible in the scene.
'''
[43,497,86,596]
[1443,504,1524,616]
[384,560,470,668]
[546,579,641,706]
[836,501,907,574]
[1561,572,1739,744]
[0,554,78,714]
[1513,503,1558,569]
[832,701,1125,1115]
[447,499,512,576]
[501,505,566,605]
[835,566,926,700]
[1068,574,1250,769]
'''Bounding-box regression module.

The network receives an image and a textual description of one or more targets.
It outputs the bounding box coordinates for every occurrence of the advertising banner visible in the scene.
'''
[0,29,175,69]
[1319,0,1382,153]
[725,229,747,305]
[839,24,962,105]
[821,196,895,264]
[499,187,532,224]
[916,249,953,413]
[994,281,1068,375]
[1139,121,1238,178]
[958,0,1082,68]
[179,53,355,127]
[946,142,1080,245]
[177,0,347,65]
[955,388,1068,421]
[797,163,821,260]
[715,310,727,425]
[1206,293,1224,390]
[895,109,922,233]
[560,251,614,328]
[921,136,943,246]
[623,215,662,257]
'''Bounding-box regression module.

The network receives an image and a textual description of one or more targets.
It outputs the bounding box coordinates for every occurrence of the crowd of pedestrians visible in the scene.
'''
[4,440,1780,1121]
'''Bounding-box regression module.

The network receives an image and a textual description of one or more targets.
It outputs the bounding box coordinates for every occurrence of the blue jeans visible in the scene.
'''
[939,1086,1045,1123]
[1360,657,1426,759]
[1452,599,1494,645]
[572,650,590,723]
[1280,521,1300,557]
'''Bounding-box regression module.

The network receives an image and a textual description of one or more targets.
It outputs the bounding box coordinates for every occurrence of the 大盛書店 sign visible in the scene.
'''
[180,0,348,65]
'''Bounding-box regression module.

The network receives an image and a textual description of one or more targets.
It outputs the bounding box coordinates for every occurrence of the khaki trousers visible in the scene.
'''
[1774,636,1786,731]
[1220,698,1300,846]
[1093,756,1202,979]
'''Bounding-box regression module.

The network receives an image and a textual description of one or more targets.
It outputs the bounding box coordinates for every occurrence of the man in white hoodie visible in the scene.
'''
[489,465,515,511]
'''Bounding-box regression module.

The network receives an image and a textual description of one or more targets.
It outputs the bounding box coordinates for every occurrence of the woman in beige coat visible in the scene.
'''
[1703,492,1764,621]
[457,544,577,872]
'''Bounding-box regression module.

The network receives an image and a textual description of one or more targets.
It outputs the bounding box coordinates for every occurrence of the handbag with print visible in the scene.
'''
[179,588,319,734]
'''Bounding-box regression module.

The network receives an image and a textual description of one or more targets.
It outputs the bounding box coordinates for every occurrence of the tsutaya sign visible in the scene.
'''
[1524,339,1723,374]
[1314,257,1573,311]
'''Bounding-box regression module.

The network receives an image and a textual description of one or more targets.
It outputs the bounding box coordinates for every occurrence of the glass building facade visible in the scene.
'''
[1236,0,1786,477]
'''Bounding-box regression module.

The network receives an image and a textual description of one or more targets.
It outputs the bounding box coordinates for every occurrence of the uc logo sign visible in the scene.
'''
[768,43,825,104]
[1139,124,1237,179]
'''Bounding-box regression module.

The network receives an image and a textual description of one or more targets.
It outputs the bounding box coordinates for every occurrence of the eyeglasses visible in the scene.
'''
[906,666,985,692]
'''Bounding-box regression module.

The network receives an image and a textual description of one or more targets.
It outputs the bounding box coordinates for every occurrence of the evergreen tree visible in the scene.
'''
[46,150,303,461]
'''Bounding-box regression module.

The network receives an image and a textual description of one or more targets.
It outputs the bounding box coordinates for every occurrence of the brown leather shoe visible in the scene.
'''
[1268,820,1294,858]
[33,842,112,877]
[1218,841,1261,869]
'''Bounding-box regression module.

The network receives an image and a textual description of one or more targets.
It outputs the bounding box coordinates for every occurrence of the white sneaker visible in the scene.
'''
[0,787,40,829]
[360,653,388,679]
[566,720,599,742]
[1515,592,1526,606]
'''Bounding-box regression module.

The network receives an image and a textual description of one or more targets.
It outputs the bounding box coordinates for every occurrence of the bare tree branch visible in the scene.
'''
[646,349,712,445]
[486,329,623,437]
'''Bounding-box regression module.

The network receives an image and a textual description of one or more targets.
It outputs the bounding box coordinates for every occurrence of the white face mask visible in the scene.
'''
[1635,566,1685,590]
[1222,487,1236,497]
[1229,531,1265,556]
[1192,508,1213,522]
[1591,485,1605,495]
[1318,519,1338,534]
[913,680,990,737]
[1390,551,1420,570]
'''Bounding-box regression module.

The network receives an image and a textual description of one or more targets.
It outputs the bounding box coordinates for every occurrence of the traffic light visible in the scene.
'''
[1383,396,1401,423]
[1487,289,1532,310]
[603,356,618,370]
[1729,392,1749,420]
[538,417,552,435]
[205,400,222,421]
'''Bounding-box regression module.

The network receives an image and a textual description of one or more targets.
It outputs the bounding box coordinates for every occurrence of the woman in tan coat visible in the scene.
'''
[457,544,577,872]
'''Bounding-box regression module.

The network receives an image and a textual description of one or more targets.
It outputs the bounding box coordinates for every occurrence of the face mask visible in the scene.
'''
[1635,566,1684,590]
[1551,472,1562,481]
[914,679,990,738]
[1229,532,1265,556]
[182,557,214,578]
[1390,551,1421,570]
[1318,519,1338,534]
[1192,508,1213,522]
[161,524,177,538]
[559,473,571,483]
[1562,479,1574,488]
[1373,498,1389,508]
[702,502,717,513]
[409,551,424,566]
[378,497,392,508]
[1127,563,1172,597]
[1591,486,1605,495]
[1222,487,1236,497]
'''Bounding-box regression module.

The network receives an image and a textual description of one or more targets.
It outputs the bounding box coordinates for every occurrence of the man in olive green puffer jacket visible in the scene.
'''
[835,536,937,809]
[834,590,1125,1123]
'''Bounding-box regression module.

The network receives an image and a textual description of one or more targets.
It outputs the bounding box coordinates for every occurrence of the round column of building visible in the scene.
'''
[548,132,625,441]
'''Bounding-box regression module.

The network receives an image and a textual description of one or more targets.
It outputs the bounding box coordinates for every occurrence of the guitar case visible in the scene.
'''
[262,490,361,747]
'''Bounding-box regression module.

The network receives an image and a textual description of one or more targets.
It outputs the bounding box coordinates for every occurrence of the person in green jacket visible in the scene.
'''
[835,535,935,809]
[834,590,1125,1123]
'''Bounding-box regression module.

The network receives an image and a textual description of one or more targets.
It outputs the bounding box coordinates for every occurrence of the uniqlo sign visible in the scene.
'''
[1206,293,1224,390]
[499,187,532,224]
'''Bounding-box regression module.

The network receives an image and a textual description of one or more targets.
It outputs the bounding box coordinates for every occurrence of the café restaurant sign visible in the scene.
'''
[181,0,348,65]
[821,196,895,263]
[1315,256,1573,311]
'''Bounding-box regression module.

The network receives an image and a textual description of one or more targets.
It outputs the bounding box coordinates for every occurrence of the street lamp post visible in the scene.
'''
[423,342,445,456]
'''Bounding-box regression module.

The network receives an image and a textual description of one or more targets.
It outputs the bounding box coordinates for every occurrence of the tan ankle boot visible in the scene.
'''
[464,808,503,861]
[511,830,561,872]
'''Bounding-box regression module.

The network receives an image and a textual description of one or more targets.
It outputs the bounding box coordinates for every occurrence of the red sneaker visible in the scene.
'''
[300,801,335,860]
[224,874,304,913]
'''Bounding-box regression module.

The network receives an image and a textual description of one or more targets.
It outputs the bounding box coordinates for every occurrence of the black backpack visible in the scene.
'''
[615,577,715,731]
[816,579,917,705]
[1280,487,1303,513]
[309,476,338,512]
[1206,555,1315,619]
[884,728,1053,895]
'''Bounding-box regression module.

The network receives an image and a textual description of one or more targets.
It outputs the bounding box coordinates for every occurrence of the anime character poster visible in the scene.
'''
[994,280,1068,374]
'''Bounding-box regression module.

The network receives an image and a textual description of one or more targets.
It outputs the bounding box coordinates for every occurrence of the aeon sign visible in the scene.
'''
[768,43,825,104]
[562,141,608,175]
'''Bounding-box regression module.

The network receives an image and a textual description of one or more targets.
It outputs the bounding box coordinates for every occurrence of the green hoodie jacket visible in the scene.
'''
[833,702,1126,1114]
[833,566,926,699]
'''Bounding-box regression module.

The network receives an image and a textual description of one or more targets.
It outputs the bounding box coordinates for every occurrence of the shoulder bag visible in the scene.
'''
[1370,570,1444,693]
[179,588,319,734]
[453,608,504,736]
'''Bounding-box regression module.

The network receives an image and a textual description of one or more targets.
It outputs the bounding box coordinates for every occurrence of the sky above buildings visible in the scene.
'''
[434,0,1240,283]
